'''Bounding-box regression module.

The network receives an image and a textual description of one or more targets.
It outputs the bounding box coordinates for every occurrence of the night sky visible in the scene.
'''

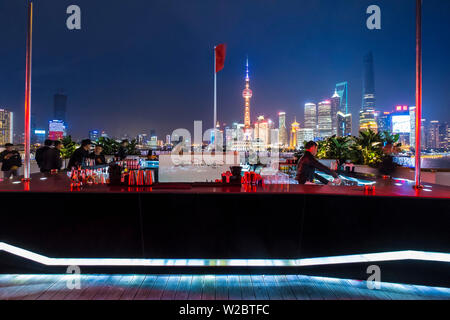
[1,0,449,140]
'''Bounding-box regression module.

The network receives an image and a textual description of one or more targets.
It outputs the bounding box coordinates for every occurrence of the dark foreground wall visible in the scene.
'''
[1,191,449,259]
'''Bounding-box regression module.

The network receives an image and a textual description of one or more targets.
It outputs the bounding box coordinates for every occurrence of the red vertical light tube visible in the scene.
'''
[23,1,33,181]
[414,0,423,189]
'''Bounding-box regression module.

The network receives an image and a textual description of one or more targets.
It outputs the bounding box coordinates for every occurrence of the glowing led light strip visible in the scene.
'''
[0,242,449,267]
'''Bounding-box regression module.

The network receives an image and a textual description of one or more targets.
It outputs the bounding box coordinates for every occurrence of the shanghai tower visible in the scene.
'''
[54,90,67,123]
[362,52,376,110]
[359,52,378,132]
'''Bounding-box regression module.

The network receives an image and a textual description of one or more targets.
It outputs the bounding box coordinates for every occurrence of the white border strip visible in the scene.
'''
[0,242,449,267]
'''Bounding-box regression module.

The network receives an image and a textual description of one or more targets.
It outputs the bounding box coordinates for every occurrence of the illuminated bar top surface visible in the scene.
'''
[0,173,449,199]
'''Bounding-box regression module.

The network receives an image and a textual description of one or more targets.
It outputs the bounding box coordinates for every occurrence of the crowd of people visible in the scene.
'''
[2,138,343,184]
[66,139,128,170]
[0,139,344,184]
[0,139,130,179]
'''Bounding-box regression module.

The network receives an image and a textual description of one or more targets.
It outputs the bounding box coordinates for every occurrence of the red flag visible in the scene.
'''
[215,44,227,73]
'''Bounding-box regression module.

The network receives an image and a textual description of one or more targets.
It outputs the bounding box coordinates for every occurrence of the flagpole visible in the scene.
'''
[214,46,217,146]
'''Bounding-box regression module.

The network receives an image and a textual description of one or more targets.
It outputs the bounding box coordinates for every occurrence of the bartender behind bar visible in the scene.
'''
[67,139,92,170]
[296,141,341,185]
[91,145,106,166]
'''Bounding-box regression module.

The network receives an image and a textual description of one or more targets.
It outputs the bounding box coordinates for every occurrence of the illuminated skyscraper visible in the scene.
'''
[215,129,224,151]
[0,108,13,145]
[304,103,317,137]
[289,118,300,149]
[410,107,416,149]
[54,90,67,123]
[421,119,427,149]
[362,52,376,110]
[232,122,245,141]
[410,107,427,151]
[438,122,448,149]
[148,136,158,150]
[242,58,252,129]
[33,130,46,145]
[48,120,66,140]
[359,109,378,133]
[447,126,450,149]
[137,133,148,145]
[89,130,100,141]
[230,122,250,151]
[318,100,333,139]
[278,112,288,147]
[428,121,449,150]
[391,105,410,146]
[335,82,348,114]
[427,121,440,150]
[31,112,37,143]
[297,128,314,146]
[211,121,223,148]
[331,90,340,136]
[254,115,270,147]
[337,112,352,137]
[377,112,391,133]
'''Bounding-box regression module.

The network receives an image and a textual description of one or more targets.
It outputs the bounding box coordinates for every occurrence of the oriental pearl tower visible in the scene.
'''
[242,57,252,129]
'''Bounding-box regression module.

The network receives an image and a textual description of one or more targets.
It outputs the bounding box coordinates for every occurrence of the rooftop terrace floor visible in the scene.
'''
[1,274,449,300]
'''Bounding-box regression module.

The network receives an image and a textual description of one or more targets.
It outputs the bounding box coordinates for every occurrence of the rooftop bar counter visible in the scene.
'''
[0,172,449,198]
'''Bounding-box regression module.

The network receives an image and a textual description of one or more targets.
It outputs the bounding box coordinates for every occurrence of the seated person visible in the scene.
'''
[296,141,341,185]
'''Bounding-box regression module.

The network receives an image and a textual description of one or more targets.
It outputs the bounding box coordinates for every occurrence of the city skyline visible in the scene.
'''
[2,51,450,147]
[4,49,450,145]
[0,0,449,140]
